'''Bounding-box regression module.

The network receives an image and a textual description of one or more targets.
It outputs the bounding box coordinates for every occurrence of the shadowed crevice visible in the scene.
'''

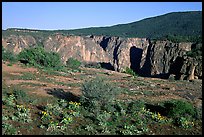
[130,46,143,74]
[169,56,185,80]
[99,37,110,51]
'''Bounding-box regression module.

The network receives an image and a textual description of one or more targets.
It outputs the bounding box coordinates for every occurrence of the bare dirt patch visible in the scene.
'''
[2,62,82,98]
[2,62,38,73]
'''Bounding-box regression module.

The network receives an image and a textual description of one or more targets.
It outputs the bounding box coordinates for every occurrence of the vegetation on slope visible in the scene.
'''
[2,46,17,63]
[2,74,201,135]
[66,11,202,42]
[17,46,63,70]
[186,43,202,58]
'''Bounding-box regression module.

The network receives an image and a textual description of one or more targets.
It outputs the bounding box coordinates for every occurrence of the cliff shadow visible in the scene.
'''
[169,56,184,80]
[151,73,170,79]
[45,88,80,102]
[99,37,110,51]
[130,46,143,74]
[100,62,115,71]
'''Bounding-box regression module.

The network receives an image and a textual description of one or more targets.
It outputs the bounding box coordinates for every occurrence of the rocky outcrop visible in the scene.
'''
[2,35,36,54]
[2,34,202,79]
[179,56,202,80]
[43,35,110,64]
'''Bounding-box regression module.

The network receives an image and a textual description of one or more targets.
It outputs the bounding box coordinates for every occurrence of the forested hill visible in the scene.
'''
[3,11,202,43]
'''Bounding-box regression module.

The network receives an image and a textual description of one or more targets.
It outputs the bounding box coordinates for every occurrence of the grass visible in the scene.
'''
[19,82,43,87]
[19,72,37,80]
[40,68,73,77]
[2,71,22,80]
[123,78,150,87]
[38,76,56,84]
[56,82,82,87]
[143,90,155,96]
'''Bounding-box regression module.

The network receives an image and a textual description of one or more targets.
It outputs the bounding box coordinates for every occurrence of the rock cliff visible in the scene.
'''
[2,34,202,79]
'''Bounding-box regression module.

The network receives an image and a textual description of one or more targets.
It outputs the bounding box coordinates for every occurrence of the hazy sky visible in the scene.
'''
[2,2,202,30]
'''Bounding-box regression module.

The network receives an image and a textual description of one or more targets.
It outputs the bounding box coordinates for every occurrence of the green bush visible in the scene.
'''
[17,46,63,70]
[13,89,30,104]
[123,67,138,77]
[2,123,17,135]
[2,94,16,107]
[83,62,102,69]
[2,46,17,63]
[127,100,145,114]
[186,46,202,58]
[175,116,194,128]
[80,77,120,113]
[66,57,81,69]
[164,100,195,118]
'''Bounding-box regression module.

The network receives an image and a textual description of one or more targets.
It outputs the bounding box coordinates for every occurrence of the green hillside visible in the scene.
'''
[2,11,202,43]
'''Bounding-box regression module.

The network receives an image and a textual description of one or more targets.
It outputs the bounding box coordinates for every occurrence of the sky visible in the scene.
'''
[2,2,202,30]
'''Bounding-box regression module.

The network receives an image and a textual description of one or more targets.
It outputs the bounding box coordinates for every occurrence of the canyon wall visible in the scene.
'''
[2,34,202,79]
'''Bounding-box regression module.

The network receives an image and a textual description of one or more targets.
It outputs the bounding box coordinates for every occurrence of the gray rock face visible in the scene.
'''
[2,35,36,54]
[2,34,202,79]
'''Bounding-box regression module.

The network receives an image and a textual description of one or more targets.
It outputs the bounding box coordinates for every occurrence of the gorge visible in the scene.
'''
[2,34,202,80]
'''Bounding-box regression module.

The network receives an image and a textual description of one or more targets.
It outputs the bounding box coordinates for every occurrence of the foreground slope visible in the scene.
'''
[2,61,202,135]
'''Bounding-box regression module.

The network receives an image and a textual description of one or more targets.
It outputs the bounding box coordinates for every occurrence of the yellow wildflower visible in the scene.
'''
[69,101,74,105]
[42,111,48,115]
[68,117,72,121]
[16,105,24,108]
[152,115,155,119]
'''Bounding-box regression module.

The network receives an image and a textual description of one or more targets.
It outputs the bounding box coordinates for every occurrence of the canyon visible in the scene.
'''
[2,34,202,80]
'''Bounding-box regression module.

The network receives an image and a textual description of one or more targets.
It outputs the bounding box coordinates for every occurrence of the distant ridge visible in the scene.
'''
[3,11,202,43]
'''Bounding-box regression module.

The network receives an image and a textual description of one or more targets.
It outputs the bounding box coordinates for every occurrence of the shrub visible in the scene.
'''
[13,89,30,104]
[123,67,138,77]
[2,94,16,107]
[82,62,102,69]
[164,100,196,118]
[2,46,17,63]
[17,46,63,70]
[66,57,81,69]
[186,45,202,58]
[2,123,17,135]
[127,100,145,114]
[80,77,120,113]
[175,116,194,128]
